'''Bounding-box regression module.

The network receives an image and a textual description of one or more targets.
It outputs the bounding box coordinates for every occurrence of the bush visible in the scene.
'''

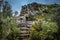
[0,17,20,40]
[29,21,58,40]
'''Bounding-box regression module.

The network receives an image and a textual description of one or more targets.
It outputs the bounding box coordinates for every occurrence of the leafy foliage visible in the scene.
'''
[29,20,58,40]
[3,1,12,18]
[26,14,36,21]
[0,1,20,40]
[0,17,20,40]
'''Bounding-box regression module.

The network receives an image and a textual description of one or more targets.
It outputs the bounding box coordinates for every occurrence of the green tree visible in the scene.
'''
[51,8,60,40]
[0,17,20,40]
[3,1,12,18]
[0,0,3,12]
[0,1,20,40]
[52,8,60,27]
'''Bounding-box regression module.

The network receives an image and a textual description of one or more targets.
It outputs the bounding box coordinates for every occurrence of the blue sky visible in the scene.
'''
[6,0,60,13]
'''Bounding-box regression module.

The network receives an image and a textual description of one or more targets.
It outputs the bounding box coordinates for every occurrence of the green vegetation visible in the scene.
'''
[20,2,60,40]
[0,1,20,40]
[0,17,20,40]
[29,21,58,40]
[28,13,58,40]
[26,14,36,21]
[0,0,60,40]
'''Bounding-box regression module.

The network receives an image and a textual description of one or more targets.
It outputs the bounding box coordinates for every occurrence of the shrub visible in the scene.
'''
[29,21,58,40]
[0,17,20,40]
